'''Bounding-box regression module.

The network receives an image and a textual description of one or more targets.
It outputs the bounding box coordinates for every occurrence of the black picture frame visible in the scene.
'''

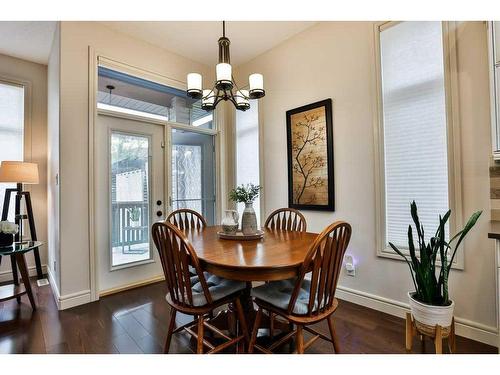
[286,99,335,211]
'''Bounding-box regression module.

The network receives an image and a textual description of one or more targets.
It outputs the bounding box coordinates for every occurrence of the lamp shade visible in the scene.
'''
[0,161,39,184]
[249,73,264,91]
[216,63,232,82]
[236,90,249,105]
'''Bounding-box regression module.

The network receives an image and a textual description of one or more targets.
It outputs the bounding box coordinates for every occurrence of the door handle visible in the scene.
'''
[156,210,163,217]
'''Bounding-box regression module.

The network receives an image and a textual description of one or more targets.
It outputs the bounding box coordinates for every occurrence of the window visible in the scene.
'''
[489,22,500,158]
[0,81,24,221]
[110,132,152,267]
[375,22,461,265]
[97,66,213,129]
[236,100,260,225]
[171,129,216,224]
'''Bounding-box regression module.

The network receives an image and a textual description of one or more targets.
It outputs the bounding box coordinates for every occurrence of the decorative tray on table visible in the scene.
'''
[217,230,265,240]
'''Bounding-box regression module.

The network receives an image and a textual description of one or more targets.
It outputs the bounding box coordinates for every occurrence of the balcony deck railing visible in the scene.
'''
[111,201,149,247]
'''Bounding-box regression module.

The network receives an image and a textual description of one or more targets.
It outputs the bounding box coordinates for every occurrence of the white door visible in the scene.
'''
[95,113,165,294]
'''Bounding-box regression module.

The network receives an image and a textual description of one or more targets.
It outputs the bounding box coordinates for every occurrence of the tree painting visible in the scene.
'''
[290,107,328,204]
[287,99,334,210]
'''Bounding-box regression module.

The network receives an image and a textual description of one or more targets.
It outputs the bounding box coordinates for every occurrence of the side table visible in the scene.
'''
[0,241,43,311]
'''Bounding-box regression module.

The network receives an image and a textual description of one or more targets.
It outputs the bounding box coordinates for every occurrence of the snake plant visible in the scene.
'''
[389,201,482,306]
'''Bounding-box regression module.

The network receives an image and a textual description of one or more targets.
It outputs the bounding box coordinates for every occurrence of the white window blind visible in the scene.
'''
[236,100,260,225]
[380,22,449,248]
[0,81,24,222]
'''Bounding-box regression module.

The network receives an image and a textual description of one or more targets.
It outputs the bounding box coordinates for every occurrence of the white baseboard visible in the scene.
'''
[0,263,48,283]
[47,267,91,310]
[47,267,61,308]
[336,285,499,348]
[58,290,92,310]
[99,274,164,297]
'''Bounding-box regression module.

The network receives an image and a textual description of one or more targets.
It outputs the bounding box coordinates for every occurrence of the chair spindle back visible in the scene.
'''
[167,209,207,230]
[152,222,212,307]
[264,208,307,232]
[287,221,351,316]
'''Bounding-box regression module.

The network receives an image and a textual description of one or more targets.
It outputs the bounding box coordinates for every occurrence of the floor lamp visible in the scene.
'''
[0,161,44,281]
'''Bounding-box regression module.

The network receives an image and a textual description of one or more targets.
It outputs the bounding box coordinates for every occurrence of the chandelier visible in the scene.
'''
[186,21,265,111]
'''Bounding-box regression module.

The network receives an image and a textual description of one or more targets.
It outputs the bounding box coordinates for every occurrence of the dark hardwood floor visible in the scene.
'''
[0,279,497,354]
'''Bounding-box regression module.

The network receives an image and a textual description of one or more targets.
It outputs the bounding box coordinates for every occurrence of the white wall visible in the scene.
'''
[47,23,60,290]
[236,21,497,340]
[0,53,48,281]
[57,22,211,300]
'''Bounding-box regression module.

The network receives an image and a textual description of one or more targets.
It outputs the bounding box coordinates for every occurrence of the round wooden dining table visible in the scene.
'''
[183,225,319,341]
[185,226,318,282]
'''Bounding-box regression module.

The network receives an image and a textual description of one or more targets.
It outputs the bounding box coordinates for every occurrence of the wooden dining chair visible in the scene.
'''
[248,221,352,354]
[263,208,307,339]
[264,208,307,232]
[152,221,249,354]
[166,208,207,230]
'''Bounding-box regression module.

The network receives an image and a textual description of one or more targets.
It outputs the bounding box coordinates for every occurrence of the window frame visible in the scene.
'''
[0,76,32,162]
[0,77,32,238]
[235,99,262,226]
[89,52,224,300]
[108,129,155,270]
[373,21,465,269]
[96,57,216,131]
[488,21,500,159]
[231,97,265,225]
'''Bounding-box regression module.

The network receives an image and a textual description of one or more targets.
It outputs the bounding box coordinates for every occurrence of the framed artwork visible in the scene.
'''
[286,98,334,211]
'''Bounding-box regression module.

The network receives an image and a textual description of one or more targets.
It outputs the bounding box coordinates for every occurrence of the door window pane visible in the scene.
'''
[236,100,260,225]
[97,66,213,129]
[171,129,215,224]
[110,132,151,267]
[0,82,24,222]
[380,22,449,248]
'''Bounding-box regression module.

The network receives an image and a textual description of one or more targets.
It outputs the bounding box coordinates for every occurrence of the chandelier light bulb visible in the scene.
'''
[249,73,265,99]
[201,89,215,110]
[216,63,233,90]
[236,90,250,111]
[187,73,203,99]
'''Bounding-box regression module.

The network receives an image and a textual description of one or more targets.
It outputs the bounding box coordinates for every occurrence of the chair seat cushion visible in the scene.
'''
[168,273,246,307]
[251,278,316,315]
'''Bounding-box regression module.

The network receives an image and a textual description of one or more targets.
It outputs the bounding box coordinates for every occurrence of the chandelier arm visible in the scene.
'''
[217,87,223,99]
[214,96,225,108]
[227,92,239,108]
[231,76,249,100]
[213,88,225,107]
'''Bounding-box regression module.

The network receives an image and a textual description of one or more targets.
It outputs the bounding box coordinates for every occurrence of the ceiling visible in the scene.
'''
[100,21,316,67]
[0,21,56,64]
[0,21,315,67]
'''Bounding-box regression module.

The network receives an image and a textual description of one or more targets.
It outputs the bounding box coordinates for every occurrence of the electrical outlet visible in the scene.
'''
[37,279,49,287]
[344,255,355,276]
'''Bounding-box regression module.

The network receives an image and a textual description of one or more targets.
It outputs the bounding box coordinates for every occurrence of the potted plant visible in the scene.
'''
[229,184,261,235]
[389,201,482,331]
[0,221,19,247]
[127,207,141,227]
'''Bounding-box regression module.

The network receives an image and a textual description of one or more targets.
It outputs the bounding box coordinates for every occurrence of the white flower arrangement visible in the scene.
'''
[0,221,19,234]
